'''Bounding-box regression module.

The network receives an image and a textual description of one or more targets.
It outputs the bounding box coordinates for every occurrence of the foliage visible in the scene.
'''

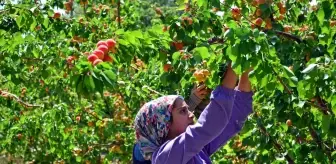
[0,0,335,163]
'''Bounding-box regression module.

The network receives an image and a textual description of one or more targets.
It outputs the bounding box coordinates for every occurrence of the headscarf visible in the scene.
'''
[134,95,184,160]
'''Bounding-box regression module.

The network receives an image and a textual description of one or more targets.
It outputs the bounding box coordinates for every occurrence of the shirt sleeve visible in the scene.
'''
[202,88,253,156]
[187,92,203,112]
[151,86,235,164]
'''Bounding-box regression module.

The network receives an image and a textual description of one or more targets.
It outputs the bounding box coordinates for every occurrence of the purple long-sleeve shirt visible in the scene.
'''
[151,86,253,164]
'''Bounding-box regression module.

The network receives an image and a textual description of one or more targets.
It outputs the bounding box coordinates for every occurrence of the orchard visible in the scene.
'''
[0,0,336,163]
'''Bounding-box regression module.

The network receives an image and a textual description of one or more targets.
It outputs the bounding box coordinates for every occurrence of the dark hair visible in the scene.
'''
[169,97,183,123]
[169,106,174,123]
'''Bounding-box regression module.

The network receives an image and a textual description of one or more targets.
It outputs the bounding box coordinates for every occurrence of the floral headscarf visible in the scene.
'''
[134,95,184,160]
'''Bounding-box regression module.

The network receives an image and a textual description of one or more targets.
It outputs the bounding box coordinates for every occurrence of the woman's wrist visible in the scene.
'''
[237,71,252,92]
[222,66,237,89]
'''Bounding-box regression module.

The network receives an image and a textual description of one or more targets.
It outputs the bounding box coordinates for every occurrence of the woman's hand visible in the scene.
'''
[238,67,253,92]
[191,84,210,100]
[222,63,238,89]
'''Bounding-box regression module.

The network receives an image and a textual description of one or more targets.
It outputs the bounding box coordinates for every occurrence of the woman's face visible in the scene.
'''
[167,98,195,139]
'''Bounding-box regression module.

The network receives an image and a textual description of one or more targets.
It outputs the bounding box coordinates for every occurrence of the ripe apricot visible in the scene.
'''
[93,59,103,66]
[255,9,262,17]
[286,119,292,126]
[258,0,266,5]
[64,2,72,11]
[278,15,284,21]
[265,18,272,29]
[255,18,263,26]
[163,64,171,72]
[231,7,241,17]
[283,25,292,32]
[106,39,116,50]
[92,49,104,59]
[83,52,90,56]
[103,55,113,63]
[162,26,168,32]
[88,121,94,127]
[98,45,109,55]
[212,7,219,12]
[53,12,61,19]
[173,42,184,51]
[155,7,163,15]
[88,54,98,63]
[193,69,210,82]
[17,133,23,140]
[96,41,108,47]
[76,116,81,122]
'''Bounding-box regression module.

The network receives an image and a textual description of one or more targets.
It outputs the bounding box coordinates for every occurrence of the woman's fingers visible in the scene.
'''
[192,83,197,90]
[198,90,209,95]
[196,84,206,91]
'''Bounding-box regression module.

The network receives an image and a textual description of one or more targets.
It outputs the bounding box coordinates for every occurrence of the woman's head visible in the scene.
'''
[166,98,195,140]
[134,95,194,160]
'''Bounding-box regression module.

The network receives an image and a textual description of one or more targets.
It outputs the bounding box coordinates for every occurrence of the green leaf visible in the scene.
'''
[13,32,24,45]
[172,51,181,63]
[193,0,207,8]
[50,147,56,153]
[321,115,331,134]
[103,70,117,81]
[84,75,95,91]
[332,151,336,159]
[43,16,49,28]
[224,29,234,41]
[260,74,269,88]
[76,156,82,162]
[76,80,84,95]
[298,101,305,108]
[33,47,40,58]
[283,65,295,77]
[117,39,130,46]
[29,18,37,31]
[71,74,80,88]
[281,123,288,132]
[93,77,103,95]
[226,20,238,29]
[297,81,306,99]
[296,106,304,117]
[131,30,143,38]
[317,8,325,25]
[276,83,284,92]
[302,64,317,74]
[226,44,239,62]
[331,95,336,114]
[194,47,210,60]
[15,15,25,28]
[100,71,113,87]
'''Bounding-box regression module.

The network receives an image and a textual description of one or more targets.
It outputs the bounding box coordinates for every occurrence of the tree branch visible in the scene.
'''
[142,85,163,96]
[0,90,43,108]
[272,30,303,43]
[275,74,292,95]
[308,125,333,163]
[208,37,224,44]
[257,119,294,164]
[117,0,121,28]
[83,105,103,121]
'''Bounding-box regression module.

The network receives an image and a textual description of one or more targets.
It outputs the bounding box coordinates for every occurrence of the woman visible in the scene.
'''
[133,64,253,163]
